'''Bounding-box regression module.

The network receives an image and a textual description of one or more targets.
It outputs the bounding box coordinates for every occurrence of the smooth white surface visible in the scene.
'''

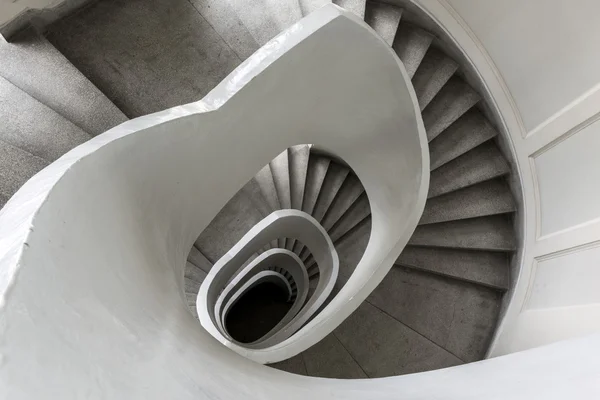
[526,245,600,310]
[534,117,600,237]
[447,0,600,134]
[0,6,429,397]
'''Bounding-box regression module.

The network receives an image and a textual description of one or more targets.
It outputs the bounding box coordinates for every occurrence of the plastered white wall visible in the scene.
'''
[447,0,600,134]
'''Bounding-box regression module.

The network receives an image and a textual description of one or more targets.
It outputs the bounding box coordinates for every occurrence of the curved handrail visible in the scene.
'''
[214,247,310,341]
[199,210,338,357]
[0,4,429,395]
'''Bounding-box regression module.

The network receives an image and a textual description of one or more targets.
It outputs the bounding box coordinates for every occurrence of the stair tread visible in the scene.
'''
[422,76,480,142]
[288,145,311,250]
[46,0,241,117]
[321,173,364,231]
[188,0,260,60]
[333,0,366,18]
[0,76,91,161]
[364,1,403,46]
[301,332,368,378]
[270,149,291,248]
[187,245,213,274]
[334,301,463,377]
[294,153,331,254]
[396,246,509,290]
[392,23,433,78]
[311,162,349,223]
[329,192,371,242]
[194,182,267,263]
[408,215,516,251]
[0,140,49,204]
[430,108,497,170]
[253,164,281,250]
[0,27,127,136]
[429,141,510,198]
[412,46,458,110]
[419,179,515,225]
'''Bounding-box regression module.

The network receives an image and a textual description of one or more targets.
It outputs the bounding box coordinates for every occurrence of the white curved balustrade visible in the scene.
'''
[0,5,431,397]
[200,210,337,358]
[214,247,310,343]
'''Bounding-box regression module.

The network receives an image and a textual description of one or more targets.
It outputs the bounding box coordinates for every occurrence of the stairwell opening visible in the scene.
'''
[225,281,292,343]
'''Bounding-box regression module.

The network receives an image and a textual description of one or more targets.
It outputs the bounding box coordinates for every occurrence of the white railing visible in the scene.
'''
[0,5,433,397]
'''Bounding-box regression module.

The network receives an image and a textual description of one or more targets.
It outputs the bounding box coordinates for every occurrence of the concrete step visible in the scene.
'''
[320,173,364,231]
[408,215,516,251]
[253,164,281,249]
[429,141,510,198]
[311,161,349,223]
[299,332,367,378]
[0,27,127,136]
[187,0,260,60]
[184,275,203,294]
[333,0,366,18]
[367,265,501,362]
[187,245,214,274]
[364,1,403,46]
[270,150,291,248]
[0,76,91,162]
[430,108,497,170]
[194,181,269,263]
[412,47,458,110]
[288,145,311,250]
[392,23,433,78]
[396,246,509,290]
[422,76,480,142]
[334,301,462,377]
[419,179,515,225]
[268,354,307,376]
[329,192,370,242]
[293,153,330,255]
[185,261,208,285]
[46,0,241,117]
[0,140,49,205]
[308,216,370,278]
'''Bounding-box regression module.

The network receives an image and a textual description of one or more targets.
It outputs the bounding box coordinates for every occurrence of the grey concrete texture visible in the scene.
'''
[0,76,91,161]
[367,266,502,362]
[194,181,268,263]
[429,108,497,170]
[225,0,330,46]
[419,178,515,225]
[46,0,242,117]
[328,192,370,242]
[299,332,367,378]
[301,154,330,216]
[253,164,280,249]
[334,301,462,377]
[428,141,510,198]
[287,145,310,250]
[188,0,260,60]
[186,245,213,273]
[268,353,307,376]
[320,173,364,231]
[364,0,403,46]
[269,150,291,248]
[411,46,458,110]
[185,262,209,286]
[333,0,366,18]
[396,246,509,290]
[409,215,516,251]
[310,161,349,223]
[0,27,127,136]
[422,76,480,142]
[392,22,433,78]
[0,140,48,201]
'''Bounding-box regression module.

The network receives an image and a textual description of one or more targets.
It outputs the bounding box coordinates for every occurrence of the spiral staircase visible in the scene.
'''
[0,0,534,396]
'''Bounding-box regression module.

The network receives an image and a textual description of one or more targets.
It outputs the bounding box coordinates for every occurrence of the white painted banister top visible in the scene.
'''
[0,5,432,398]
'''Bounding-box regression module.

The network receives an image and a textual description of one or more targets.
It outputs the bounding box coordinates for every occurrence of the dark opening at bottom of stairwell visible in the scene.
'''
[225,282,292,343]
